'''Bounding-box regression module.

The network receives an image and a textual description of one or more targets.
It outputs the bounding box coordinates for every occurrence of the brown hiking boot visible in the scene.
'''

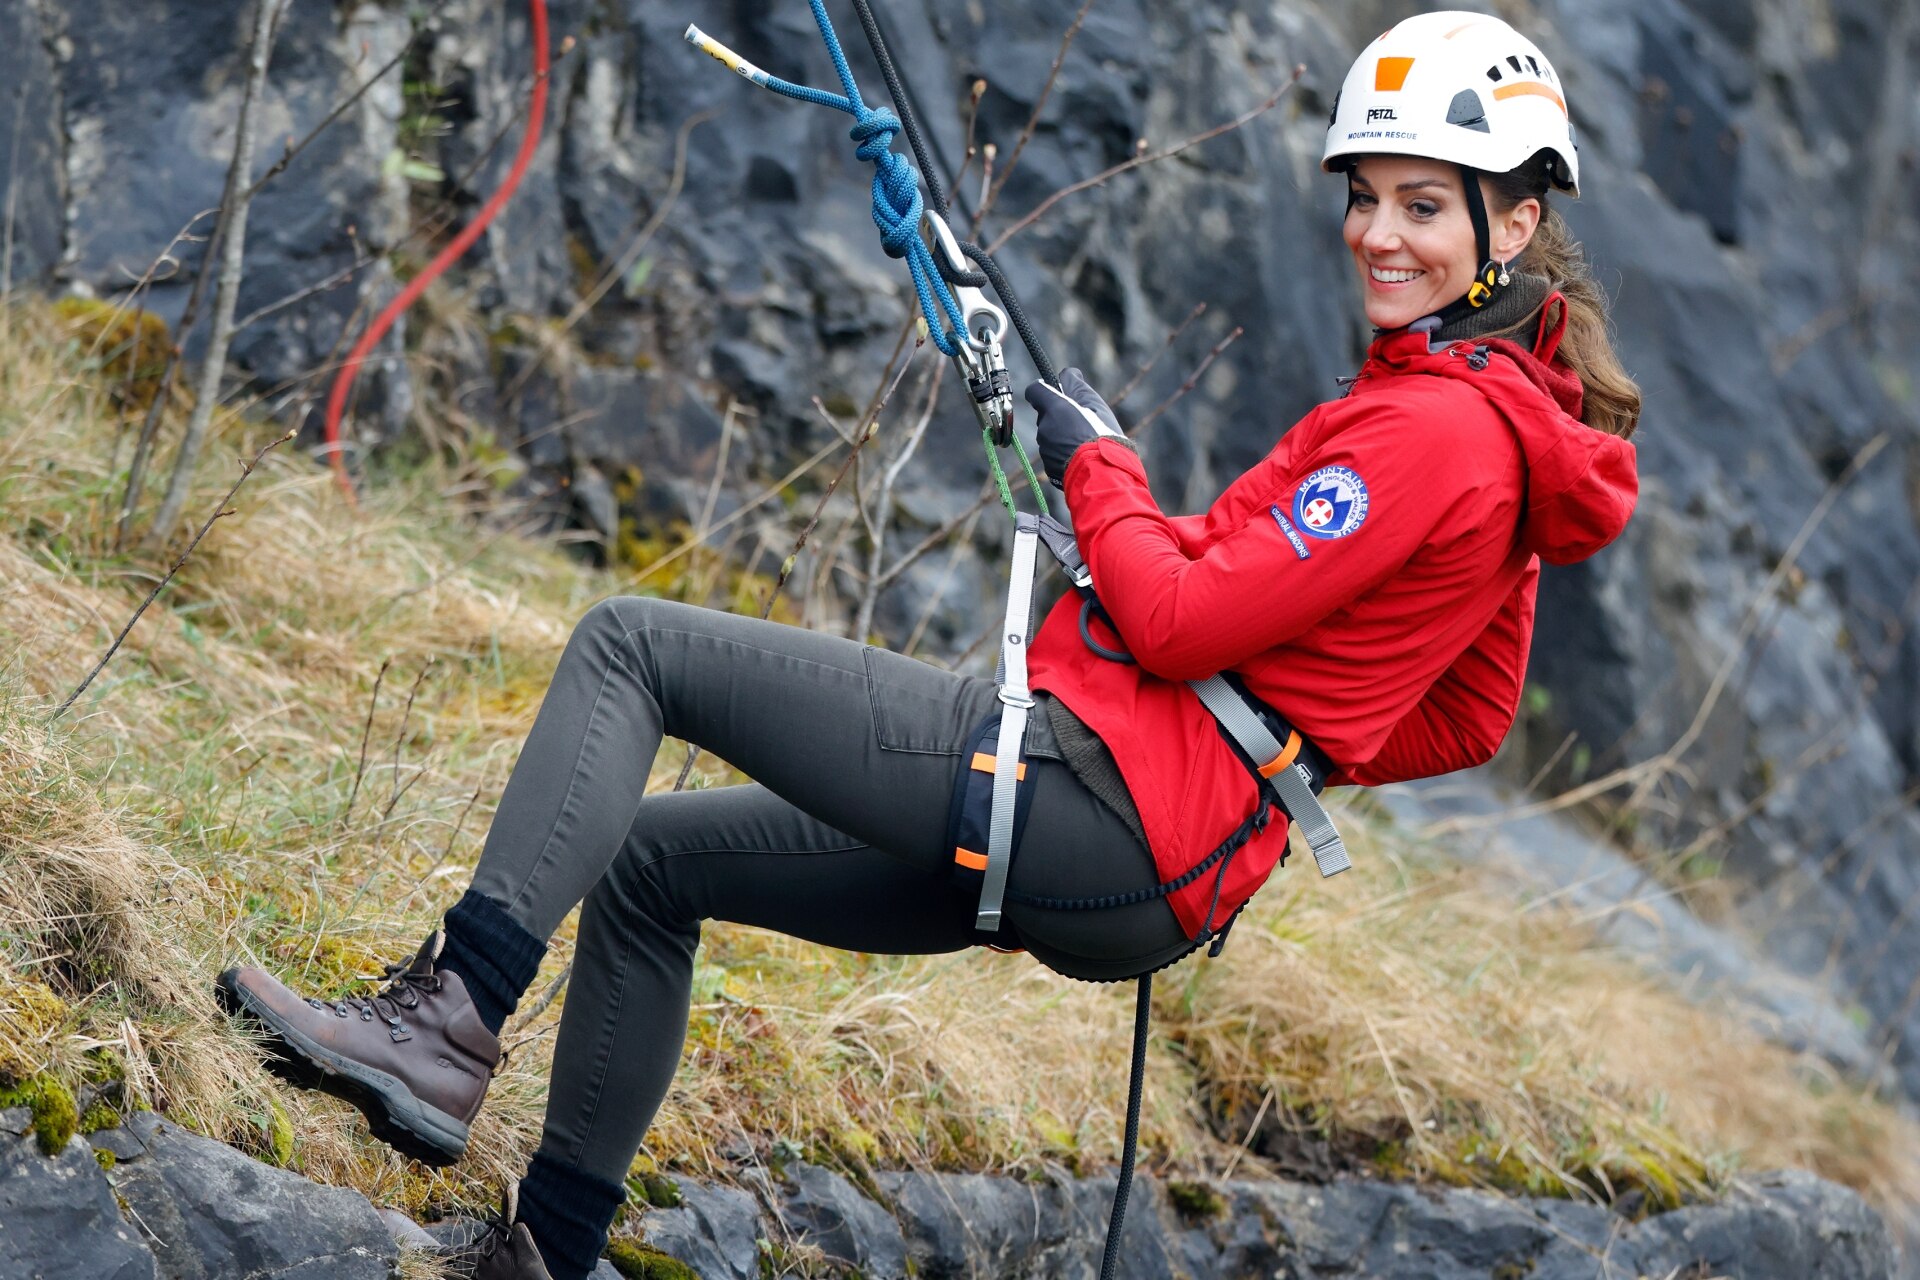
[216,931,496,1166]
[435,1184,555,1280]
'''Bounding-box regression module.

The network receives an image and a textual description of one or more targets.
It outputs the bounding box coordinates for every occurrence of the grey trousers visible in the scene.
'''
[467,595,1190,1184]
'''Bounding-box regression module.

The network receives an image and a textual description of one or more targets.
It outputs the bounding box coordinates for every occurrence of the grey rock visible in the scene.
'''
[98,1112,393,1280]
[776,1161,909,1277]
[640,1163,1900,1280]
[379,1206,438,1251]
[638,1178,766,1280]
[0,1,66,289]
[0,1111,155,1280]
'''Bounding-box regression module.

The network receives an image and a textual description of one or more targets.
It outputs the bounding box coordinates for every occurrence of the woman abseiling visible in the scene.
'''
[217,13,1639,1280]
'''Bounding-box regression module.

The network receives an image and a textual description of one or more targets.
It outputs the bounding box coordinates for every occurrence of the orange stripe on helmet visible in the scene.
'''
[1374,57,1415,91]
[1493,81,1567,115]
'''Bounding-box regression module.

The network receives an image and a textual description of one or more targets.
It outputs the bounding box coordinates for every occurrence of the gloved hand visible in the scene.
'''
[1024,368,1128,488]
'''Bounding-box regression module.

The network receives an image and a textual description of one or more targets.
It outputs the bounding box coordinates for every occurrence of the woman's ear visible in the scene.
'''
[1493,196,1542,262]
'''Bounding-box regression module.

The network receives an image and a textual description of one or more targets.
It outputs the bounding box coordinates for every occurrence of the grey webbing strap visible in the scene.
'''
[1188,675,1351,878]
[978,514,1042,931]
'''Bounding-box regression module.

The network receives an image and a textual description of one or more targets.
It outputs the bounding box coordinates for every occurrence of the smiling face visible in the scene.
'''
[1342,155,1541,331]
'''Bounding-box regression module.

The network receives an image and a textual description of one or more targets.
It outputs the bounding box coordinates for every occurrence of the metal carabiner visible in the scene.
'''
[923,210,1017,445]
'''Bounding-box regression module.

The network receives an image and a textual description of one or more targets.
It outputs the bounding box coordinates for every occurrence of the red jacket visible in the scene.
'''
[1026,325,1639,936]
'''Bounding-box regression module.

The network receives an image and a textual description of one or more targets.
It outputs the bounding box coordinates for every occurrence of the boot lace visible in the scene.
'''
[438,1217,511,1278]
[304,960,443,1039]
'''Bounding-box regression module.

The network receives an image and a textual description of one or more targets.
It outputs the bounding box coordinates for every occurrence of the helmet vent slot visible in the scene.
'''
[1506,55,1524,73]
[1447,90,1490,132]
[1486,65,1504,82]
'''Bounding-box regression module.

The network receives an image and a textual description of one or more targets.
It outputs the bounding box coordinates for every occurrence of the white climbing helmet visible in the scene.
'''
[1321,11,1579,195]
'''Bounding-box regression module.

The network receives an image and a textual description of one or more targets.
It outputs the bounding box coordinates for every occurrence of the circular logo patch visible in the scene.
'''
[1292,466,1369,539]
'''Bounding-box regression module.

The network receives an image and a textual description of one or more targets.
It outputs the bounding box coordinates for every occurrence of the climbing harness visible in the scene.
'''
[685,5,1349,1274]
[324,0,553,504]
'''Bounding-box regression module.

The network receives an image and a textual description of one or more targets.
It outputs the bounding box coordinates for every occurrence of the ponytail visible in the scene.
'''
[1485,158,1642,440]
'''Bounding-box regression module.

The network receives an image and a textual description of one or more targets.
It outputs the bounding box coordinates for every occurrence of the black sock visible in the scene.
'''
[437,890,546,1037]
[517,1151,627,1280]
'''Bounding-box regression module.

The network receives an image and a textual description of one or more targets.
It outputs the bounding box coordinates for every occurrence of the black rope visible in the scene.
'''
[1100,975,1152,1280]
[1007,800,1272,911]
[844,0,1059,387]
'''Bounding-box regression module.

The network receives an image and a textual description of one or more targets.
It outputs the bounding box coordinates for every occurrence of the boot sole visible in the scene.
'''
[216,969,472,1167]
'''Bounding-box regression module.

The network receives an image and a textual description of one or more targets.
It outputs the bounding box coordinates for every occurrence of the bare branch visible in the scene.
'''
[1111,302,1206,408]
[246,0,459,200]
[383,660,436,822]
[114,210,224,550]
[53,427,299,719]
[874,484,996,594]
[854,363,946,639]
[142,0,289,551]
[986,66,1304,254]
[343,657,392,829]
[672,336,927,791]
[980,0,1095,221]
[693,399,738,540]
[902,500,987,656]
[1130,325,1243,438]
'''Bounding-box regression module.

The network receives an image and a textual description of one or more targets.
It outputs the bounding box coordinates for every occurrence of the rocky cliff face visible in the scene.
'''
[1,1108,1899,1279]
[5,0,1918,1094]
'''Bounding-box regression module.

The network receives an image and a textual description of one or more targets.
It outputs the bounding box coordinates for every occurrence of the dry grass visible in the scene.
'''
[0,294,1916,1248]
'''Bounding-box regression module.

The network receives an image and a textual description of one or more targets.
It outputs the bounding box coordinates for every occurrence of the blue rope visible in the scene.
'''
[757,0,967,356]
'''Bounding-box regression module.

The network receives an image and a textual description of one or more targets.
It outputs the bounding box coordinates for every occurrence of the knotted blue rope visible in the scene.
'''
[756,0,968,356]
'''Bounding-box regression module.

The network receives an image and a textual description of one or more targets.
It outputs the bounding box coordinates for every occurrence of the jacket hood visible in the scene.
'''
[1359,328,1639,565]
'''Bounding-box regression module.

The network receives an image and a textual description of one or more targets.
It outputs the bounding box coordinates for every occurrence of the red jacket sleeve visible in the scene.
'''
[1333,559,1538,786]
[1060,403,1503,681]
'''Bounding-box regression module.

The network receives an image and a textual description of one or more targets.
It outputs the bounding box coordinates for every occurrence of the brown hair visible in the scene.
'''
[1484,156,1641,439]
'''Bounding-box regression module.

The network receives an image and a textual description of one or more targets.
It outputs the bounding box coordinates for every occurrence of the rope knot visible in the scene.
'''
[847,105,900,150]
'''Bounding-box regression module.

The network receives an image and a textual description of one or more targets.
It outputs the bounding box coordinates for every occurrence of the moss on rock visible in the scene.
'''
[0,1074,79,1156]
[605,1239,701,1279]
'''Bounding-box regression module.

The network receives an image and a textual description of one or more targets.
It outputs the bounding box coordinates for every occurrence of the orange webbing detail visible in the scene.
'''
[970,752,1027,780]
[1493,81,1567,115]
[954,847,989,871]
[1256,731,1304,780]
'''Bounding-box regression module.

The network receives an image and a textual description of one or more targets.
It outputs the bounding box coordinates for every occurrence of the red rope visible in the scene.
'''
[323,0,551,503]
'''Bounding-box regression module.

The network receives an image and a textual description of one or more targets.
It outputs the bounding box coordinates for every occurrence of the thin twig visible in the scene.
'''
[1131,326,1243,437]
[233,250,375,334]
[344,658,392,829]
[1111,302,1207,408]
[902,500,987,656]
[694,401,738,541]
[246,0,459,200]
[873,484,996,595]
[383,660,436,821]
[510,959,573,1031]
[671,336,926,790]
[53,428,299,719]
[980,0,1095,221]
[631,320,916,586]
[1420,433,1892,838]
[114,210,224,550]
[142,0,289,551]
[987,67,1303,254]
[854,363,946,639]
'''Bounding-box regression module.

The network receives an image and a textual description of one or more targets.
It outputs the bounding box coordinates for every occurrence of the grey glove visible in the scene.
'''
[1023,368,1128,487]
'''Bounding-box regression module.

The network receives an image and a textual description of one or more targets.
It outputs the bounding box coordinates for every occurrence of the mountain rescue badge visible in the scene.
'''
[1292,466,1370,539]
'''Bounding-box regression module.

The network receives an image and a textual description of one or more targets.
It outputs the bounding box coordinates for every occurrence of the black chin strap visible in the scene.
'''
[1423,164,1507,331]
